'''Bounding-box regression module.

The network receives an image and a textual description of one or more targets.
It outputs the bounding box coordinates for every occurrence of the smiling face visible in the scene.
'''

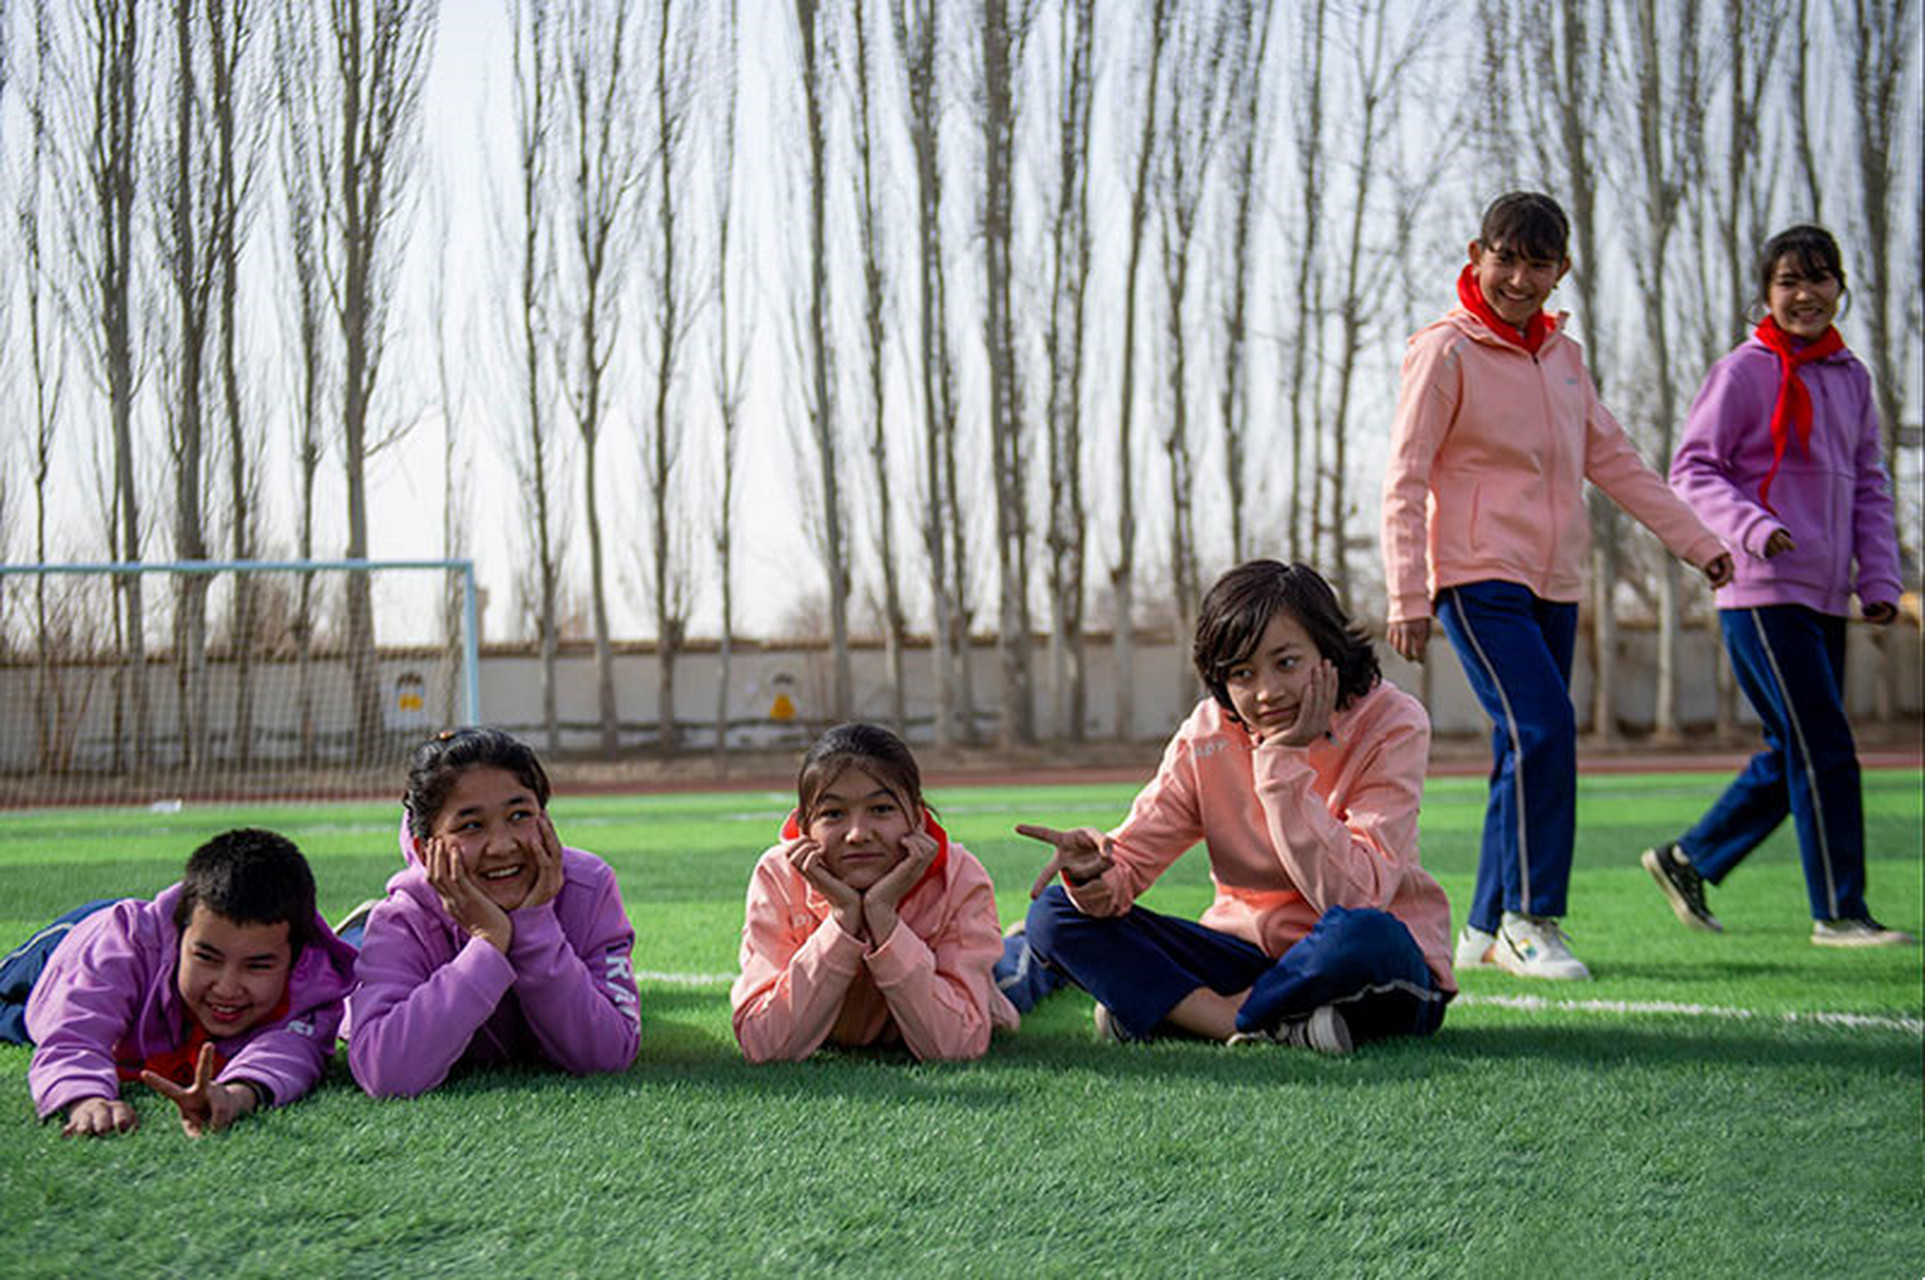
[431,766,545,911]
[1468,238,1569,329]
[804,765,916,892]
[175,905,292,1038]
[1223,608,1323,739]
[1765,253,1842,341]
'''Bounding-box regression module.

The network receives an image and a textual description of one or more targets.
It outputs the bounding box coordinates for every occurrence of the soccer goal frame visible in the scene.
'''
[0,558,480,804]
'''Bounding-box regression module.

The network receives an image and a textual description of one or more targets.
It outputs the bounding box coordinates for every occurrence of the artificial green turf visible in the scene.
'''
[1,769,1919,1277]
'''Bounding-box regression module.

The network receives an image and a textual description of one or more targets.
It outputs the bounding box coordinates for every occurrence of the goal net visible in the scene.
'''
[0,559,479,809]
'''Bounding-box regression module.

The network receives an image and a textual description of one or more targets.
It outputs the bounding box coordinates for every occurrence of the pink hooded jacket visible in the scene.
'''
[25,886,357,1120]
[346,817,641,1098]
[1058,682,1455,992]
[1382,308,1725,624]
[731,820,1018,1063]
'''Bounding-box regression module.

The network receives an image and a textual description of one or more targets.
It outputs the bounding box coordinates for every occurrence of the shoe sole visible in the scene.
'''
[1493,939,1591,981]
[1306,1006,1353,1055]
[1639,848,1723,933]
[1811,931,1916,948]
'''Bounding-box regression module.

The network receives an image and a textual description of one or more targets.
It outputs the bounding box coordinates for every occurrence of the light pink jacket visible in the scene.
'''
[1061,682,1455,992]
[1382,308,1725,624]
[731,826,1019,1063]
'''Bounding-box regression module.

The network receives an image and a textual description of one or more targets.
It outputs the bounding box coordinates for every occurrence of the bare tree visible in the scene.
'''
[852,0,907,733]
[891,0,971,746]
[506,0,562,750]
[1110,0,1171,742]
[1318,0,1437,602]
[979,0,1038,746]
[272,2,329,764]
[209,0,266,767]
[63,0,148,768]
[640,0,697,751]
[1042,0,1095,741]
[1282,0,1325,563]
[1506,0,1627,742]
[158,0,222,772]
[1683,0,1783,740]
[1157,0,1235,709]
[556,0,638,755]
[1789,0,1828,221]
[710,0,746,762]
[1618,0,1708,742]
[312,0,437,762]
[1217,0,1274,564]
[791,0,852,720]
[22,0,73,768]
[1840,0,1920,723]
[427,178,471,724]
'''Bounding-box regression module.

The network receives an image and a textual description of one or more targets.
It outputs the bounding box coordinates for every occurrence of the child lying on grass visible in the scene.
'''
[6,828,355,1137]
[732,722,1018,1062]
[347,727,641,1098]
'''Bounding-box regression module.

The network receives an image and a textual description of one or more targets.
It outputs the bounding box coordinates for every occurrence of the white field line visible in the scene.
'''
[1457,992,1924,1036]
[638,970,736,987]
[632,970,1925,1035]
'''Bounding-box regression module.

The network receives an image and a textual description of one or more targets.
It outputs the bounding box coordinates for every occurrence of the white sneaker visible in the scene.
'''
[1811,917,1916,948]
[1495,912,1591,980]
[1454,924,1498,970]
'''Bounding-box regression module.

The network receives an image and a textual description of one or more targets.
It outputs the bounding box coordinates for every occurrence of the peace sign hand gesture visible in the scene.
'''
[141,1043,259,1137]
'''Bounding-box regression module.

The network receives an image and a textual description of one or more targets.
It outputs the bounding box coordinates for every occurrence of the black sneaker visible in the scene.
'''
[1227,1005,1352,1055]
[1640,844,1722,933]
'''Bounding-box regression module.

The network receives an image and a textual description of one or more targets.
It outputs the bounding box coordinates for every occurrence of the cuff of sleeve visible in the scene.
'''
[37,1080,115,1123]
[1684,530,1727,568]
[506,901,566,963]
[865,919,934,987]
[813,917,869,974]
[1387,592,1432,626]
[456,931,520,994]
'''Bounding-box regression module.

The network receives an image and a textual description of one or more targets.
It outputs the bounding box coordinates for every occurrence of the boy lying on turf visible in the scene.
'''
[11,828,356,1137]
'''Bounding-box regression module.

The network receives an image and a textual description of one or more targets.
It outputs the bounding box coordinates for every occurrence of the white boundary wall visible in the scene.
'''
[2,622,1917,768]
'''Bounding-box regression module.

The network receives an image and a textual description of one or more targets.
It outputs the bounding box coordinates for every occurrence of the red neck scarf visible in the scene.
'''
[1457,264,1557,355]
[119,989,291,1087]
[1752,315,1845,512]
[780,808,951,899]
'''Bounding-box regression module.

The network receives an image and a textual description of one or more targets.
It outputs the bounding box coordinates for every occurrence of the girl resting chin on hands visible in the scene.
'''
[731,722,1017,1063]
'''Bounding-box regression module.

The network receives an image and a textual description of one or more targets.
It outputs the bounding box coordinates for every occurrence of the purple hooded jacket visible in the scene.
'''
[1670,336,1901,616]
[346,817,641,1098]
[25,886,357,1120]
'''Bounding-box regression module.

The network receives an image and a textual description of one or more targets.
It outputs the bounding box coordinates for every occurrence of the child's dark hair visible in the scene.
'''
[1193,560,1380,718]
[1477,191,1570,261]
[796,722,926,826]
[1757,224,1846,302]
[404,727,552,842]
[172,828,318,958]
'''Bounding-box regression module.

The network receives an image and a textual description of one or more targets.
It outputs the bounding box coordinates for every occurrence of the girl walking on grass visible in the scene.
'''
[731,722,1017,1062]
[1380,190,1734,981]
[1642,225,1912,948]
[346,728,641,1097]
